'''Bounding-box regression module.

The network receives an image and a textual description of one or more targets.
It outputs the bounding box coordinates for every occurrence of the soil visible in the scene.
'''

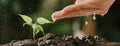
[1,33,120,46]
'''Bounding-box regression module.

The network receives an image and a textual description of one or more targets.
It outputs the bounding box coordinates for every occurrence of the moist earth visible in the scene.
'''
[1,33,120,46]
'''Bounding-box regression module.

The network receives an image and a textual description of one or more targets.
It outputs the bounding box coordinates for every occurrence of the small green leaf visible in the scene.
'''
[32,24,44,34]
[37,17,52,24]
[19,14,32,24]
[39,25,44,34]
[36,25,44,34]
[23,23,26,27]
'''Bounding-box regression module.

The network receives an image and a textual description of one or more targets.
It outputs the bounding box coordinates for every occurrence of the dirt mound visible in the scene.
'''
[1,33,120,46]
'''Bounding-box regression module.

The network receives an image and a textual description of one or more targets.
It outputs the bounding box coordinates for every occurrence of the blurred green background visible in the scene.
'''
[0,0,120,44]
[0,0,75,44]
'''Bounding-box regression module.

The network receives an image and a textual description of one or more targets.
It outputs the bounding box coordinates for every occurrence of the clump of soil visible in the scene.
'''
[1,33,120,46]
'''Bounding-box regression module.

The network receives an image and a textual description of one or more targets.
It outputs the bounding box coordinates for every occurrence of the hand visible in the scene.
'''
[52,0,115,21]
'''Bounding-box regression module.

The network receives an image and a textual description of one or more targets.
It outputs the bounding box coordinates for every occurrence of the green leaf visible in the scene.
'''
[39,25,44,34]
[19,14,32,24]
[37,17,52,24]
[32,24,44,34]
[23,23,26,27]
[36,25,44,34]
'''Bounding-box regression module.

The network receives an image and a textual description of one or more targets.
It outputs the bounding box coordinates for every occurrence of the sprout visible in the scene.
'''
[19,14,52,39]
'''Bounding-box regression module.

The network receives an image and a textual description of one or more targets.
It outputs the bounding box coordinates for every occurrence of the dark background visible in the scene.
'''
[96,0,120,42]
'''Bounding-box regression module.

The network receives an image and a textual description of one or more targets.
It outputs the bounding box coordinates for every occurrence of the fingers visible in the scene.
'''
[62,5,77,15]
[52,11,64,21]
[52,4,82,21]
[75,0,84,4]
[51,0,115,21]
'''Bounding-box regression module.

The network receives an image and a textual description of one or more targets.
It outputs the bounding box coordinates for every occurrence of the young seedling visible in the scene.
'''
[19,14,52,39]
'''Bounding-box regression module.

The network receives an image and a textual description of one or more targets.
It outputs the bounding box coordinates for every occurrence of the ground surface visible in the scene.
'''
[1,33,120,46]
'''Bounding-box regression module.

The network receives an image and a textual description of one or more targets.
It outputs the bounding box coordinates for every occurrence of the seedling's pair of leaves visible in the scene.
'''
[20,14,52,25]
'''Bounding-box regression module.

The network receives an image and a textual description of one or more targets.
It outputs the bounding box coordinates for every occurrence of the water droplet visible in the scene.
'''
[85,21,88,26]
[93,13,96,20]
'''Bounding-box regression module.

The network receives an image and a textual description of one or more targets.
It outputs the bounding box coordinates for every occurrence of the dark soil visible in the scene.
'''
[1,33,120,46]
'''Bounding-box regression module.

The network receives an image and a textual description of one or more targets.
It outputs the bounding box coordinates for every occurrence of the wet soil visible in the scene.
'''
[1,33,120,46]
